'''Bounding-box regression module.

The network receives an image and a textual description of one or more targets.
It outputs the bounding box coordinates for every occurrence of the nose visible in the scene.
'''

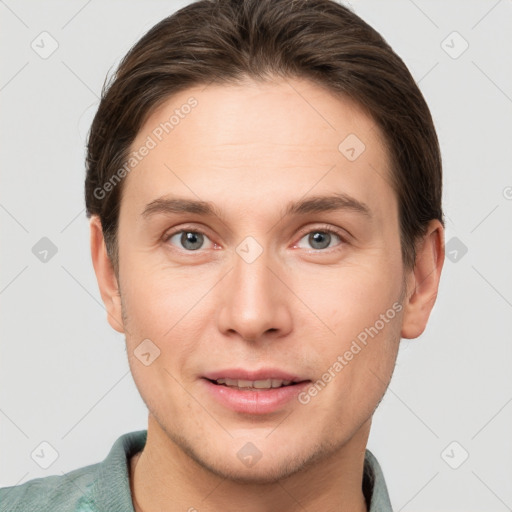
[216,243,293,343]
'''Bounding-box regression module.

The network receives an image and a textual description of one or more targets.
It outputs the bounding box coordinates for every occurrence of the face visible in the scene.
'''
[105,77,410,482]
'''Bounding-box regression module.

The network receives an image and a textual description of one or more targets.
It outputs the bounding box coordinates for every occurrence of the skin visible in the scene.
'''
[90,77,444,512]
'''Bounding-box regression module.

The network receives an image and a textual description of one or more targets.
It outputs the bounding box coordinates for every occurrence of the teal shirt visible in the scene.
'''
[0,430,393,511]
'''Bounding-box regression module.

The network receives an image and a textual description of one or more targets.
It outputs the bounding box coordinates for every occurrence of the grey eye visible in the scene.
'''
[297,230,341,250]
[168,231,212,251]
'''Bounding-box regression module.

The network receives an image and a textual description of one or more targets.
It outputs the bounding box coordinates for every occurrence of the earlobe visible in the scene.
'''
[401,219,445,339]
[89,216,125,334]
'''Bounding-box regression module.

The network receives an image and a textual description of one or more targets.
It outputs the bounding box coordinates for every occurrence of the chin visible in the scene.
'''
[175,429,336,484]
[195,454,314,484]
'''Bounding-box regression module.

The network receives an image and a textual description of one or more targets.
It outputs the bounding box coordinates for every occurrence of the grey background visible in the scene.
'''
[1,0,511,510]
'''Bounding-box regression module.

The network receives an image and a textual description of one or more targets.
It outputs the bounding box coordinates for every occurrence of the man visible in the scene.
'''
[0,0,444,510]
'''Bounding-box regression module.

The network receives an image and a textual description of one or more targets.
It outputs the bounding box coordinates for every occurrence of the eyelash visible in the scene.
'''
[295,224,347,251]
[163,224,348,253]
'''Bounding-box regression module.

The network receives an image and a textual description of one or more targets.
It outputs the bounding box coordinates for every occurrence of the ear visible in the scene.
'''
[401,219,445,339]
[89,215,125,333]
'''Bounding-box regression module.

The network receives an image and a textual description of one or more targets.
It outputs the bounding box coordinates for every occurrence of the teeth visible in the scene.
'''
[253,379,272,389]
[215,378,292,389]
[273,379,291,388]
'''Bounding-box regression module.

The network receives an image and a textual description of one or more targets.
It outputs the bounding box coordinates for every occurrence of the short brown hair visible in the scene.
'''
[85,0,443,272]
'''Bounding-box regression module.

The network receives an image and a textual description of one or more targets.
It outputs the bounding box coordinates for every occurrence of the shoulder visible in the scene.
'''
[0,463,99,512]
[0,430,147,512]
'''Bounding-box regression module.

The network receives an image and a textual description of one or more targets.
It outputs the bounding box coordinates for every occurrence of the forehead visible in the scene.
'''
[121,77,396,225]
[138,78,383,155]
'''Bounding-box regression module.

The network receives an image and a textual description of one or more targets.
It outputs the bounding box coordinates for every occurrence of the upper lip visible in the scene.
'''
[203,368,309,383]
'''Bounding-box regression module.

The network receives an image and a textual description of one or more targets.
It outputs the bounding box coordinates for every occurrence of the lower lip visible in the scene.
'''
[202,379,311,415]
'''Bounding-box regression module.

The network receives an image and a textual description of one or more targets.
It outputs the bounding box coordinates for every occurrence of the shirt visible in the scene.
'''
[0,430,393,511]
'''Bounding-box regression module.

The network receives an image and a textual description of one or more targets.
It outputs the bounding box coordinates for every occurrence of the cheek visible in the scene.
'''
[119,261,217,389]
[292,261,403,394]
[296,261,403,339]
[120,276,204,404]
[304,305,402,425]
[119,254,210,332]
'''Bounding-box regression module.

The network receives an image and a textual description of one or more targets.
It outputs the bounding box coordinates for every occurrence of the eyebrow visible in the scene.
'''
[141,192,372,221]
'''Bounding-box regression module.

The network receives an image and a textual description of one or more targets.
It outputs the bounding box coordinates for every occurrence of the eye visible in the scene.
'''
[165,229,214,251]
[295,227,344,251]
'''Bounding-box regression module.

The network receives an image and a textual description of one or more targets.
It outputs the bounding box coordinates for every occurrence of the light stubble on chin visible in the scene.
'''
[146,410,366,485]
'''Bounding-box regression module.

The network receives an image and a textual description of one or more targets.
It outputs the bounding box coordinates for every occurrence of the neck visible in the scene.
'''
[130,415,369,512]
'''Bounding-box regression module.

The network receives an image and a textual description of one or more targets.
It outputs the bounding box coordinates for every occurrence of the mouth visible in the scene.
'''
[201,369,311,414]
[206,377,305,390]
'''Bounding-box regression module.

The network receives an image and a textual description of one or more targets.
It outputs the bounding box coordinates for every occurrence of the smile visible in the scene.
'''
[212,378,293,389]
[202,370,311,414]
